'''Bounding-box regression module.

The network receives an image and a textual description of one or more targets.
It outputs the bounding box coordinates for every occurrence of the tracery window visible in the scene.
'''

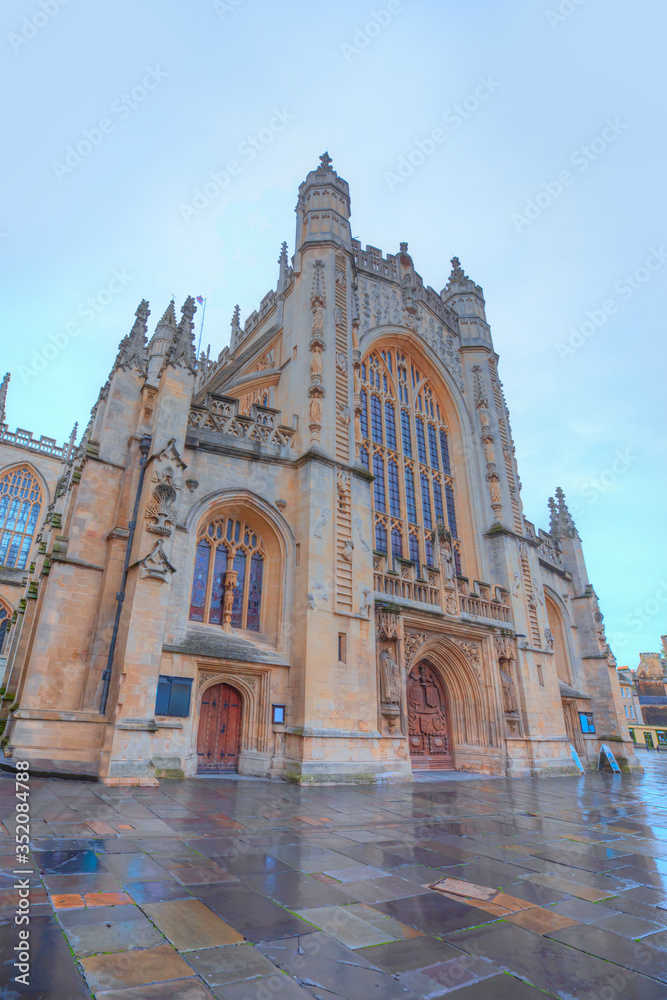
[360,348,462,575]
[189,514,265,632]
[0,468,43,569]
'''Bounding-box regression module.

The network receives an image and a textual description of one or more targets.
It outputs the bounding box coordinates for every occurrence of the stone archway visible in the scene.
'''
[407,661,454,770]
[196,682,243,773]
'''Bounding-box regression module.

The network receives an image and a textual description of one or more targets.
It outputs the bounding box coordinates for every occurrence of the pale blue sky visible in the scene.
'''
[2,0,665,667]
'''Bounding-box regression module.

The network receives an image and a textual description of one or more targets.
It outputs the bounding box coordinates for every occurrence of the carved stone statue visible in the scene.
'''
[309,397,322,425]
[310,345,322,378]
[379,647,402,706]
[438,531,455,582]
[500,666,518,714]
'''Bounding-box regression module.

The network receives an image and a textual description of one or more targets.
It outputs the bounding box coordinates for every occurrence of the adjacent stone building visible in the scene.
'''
[0,155,638,784]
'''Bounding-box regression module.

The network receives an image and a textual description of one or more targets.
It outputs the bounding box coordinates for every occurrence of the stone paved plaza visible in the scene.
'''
[3,756,667,999]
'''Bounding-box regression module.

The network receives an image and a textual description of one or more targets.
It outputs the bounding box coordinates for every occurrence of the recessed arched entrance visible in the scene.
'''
[196,682,242,773]
[407,661,454,770]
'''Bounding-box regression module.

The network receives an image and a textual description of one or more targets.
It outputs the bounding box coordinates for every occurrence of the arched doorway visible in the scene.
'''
[407,661,454,770]
[197,683,242,773]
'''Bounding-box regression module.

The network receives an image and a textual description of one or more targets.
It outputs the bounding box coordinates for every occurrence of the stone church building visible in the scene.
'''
[0,155,637,784]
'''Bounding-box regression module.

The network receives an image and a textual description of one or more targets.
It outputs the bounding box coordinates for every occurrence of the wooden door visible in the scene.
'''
[197,683,242,773]
[407,662,454,769]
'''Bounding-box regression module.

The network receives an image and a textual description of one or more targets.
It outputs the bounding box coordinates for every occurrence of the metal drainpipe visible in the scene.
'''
[99,434,152,715]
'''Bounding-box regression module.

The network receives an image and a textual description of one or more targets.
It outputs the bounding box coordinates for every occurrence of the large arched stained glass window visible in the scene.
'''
[0,467,43,569]
[189,514,265,632]
[359,348,462,576]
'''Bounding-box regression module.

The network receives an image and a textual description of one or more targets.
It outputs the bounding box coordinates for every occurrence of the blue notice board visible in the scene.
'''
[598,744,622,773]
[569,743,585,774]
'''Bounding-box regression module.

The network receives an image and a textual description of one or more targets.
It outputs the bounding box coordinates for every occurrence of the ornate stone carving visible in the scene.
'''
[376,611,401,640]
[341,539,354,562]
[198,670,221,690]
[307,582,329,609]
[379,648,402,706]
[494,633,516,661]
[404,630,432,668]
[314,509,331,538]
[221,570,238,634]
[335,351,348,372]
[146,478,178,536]
[360,587,373,617]
[500,666,518,714]
[138,540,176,582]
[353,517,370,552]
[453,639,483,678]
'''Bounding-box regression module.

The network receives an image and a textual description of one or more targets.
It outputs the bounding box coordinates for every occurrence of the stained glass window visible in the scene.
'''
[391,527,402,560]
[0,468,42,570]
[370,395,383,444]
[388,459,401,517]
[416,418,427,464]
[401,410,412,457]
[385,402,397,450]
[428,424,440,470]
[420,474,432,530]
[373,453,386,511]
[445,483,458,538]
[359,346,464,586]
[189,515,265,632]
[440,429,451,474]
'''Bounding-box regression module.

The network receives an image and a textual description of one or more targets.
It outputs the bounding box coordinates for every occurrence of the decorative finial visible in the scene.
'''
[554,487,579,539]
[0,372,10,425]
[115,301,150,374]
[231,304,241,333]
[319,151,332,169]
[157,300,177,328]
[548,496,559,536]
[449,257,468,283]
[278,241,288,265]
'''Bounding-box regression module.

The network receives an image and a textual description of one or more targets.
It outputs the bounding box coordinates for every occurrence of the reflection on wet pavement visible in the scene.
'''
[2,751,667,998]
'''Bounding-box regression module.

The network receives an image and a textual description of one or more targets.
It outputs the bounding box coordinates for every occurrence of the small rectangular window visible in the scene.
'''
[295,543,300,567]
[629,728,636,742]
[579,712,595,734]
[272,704,286,724]
[338,633,347,663]
[657,730,667,746]
[155,675,192,717]
[536,664,544,687]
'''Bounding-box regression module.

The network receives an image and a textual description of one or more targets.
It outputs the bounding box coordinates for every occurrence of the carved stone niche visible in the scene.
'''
[496,636,521,737]
[377,632,404,736]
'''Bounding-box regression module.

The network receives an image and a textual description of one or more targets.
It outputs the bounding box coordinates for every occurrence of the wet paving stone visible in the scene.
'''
[222,852,295,875]
[209,975,312,1000]
[186,941,280,985]
[100,852,173,882]
[58,902,166,956]
[197,882,313,942]
[31,848,106,875]
[141,898,245,950]
[125,878,195,903]
[445,975,557,999]
[240,870,353,908]
[43,871,123,894]
[370,891,498,936]
[96,979,216,999]
[548,923,667,982]
[356,934,465,973]
[80,942,196,992]
[0,913,91,999]
[446,920,667,999]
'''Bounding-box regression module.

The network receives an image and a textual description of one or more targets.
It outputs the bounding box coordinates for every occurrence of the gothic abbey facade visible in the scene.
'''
[0,155,638,784]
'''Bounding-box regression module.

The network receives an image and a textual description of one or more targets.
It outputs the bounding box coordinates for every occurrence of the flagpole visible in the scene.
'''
[196,297,207,358]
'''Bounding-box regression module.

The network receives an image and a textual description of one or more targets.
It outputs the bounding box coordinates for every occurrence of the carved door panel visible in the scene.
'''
[197,683,242,773]
[562,700,585,758]
[407,662,454,769]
